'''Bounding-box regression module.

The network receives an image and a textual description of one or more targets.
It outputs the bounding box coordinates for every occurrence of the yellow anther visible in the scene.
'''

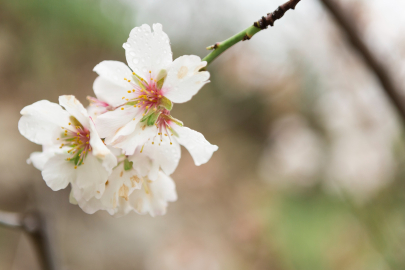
[86,142,89,144]
[134,105,136,108]
[152,142,154,144]
[74,166,77,169]
[132,89,135,92]
[142,113,145,116]
[128,80,131,82]
[158,133,161,135]
[122,97,125,99]
[153,108,157,111]
[133,118,136,120]
[149,71,151,73]
[164,134,167,136]
[158,95,162,98]
[68,123,71,125]
[57,138,60,140]
[121,108,124,110]
[86,134,89,138]
[170,142,172,145]
[146,106,149,109]
[127,90,131,93]
[132,72,135,75]
[77,132,80,135]
[124,78,127,80]
[67,158,71,161]
[126,99,129,101]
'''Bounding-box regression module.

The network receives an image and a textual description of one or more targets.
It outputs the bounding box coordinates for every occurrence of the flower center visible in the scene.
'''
[153,110,174,145]
[122,71,163,116]
[58,117,91,169]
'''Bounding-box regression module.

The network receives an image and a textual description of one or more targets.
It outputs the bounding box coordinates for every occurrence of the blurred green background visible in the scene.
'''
[1,0,405,269]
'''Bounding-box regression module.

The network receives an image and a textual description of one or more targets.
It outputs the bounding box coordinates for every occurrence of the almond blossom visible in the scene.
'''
[18,95,117,201]
[73,153,177,217]
[90,23,218,173]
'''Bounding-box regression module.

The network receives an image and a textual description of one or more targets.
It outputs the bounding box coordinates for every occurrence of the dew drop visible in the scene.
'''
[130,51,136,56]
[133,58,139,64]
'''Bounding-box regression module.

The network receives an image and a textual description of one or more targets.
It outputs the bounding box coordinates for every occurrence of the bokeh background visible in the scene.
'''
[1,0,405,269]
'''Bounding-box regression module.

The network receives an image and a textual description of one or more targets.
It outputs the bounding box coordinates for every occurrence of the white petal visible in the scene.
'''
[75,153,110,201]
[139,138,181,176]
[172,125,218,166]
[28,151,55,171]
[42,154,76,191]
[128,171,177,217]
[93,76,129,107]
[88,120,117,174]
[19,100,71,145]
[95,105,141,140]
[162,55,209,103]
[93,60,134,88]
[58,95,90,129]
[124,23,172,80]
[100,164,142,211]
[112,124,158,155]
[128,152,152,177]
[148,161,160,181]
[71,184,105,214]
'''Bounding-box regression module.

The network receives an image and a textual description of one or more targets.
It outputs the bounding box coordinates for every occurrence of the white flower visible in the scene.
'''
[18,95,117,201]
[89,23,217,171]
[74,153,177,217]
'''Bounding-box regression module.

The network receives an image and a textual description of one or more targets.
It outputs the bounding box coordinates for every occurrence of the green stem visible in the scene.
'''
[202,26,261,66]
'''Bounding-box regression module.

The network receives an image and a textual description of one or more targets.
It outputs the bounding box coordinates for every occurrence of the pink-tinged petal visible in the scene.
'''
[95,106,141,140]
[93,76,129,107]
[128,171,177,217]
[18,100,71,145]
[124,23,172,80]
[42,154,76,191]
[112,124,158,155]
[75,153,110,201]
[58,95,90,129]
[162,55,209,103]
[172,125,218,166]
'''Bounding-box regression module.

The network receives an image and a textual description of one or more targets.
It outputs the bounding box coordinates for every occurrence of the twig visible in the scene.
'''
[0,210,55,270]
[202,0,303,66]
[319,0,405,123]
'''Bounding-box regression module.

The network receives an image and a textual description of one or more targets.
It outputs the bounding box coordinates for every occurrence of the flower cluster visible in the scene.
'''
[18,24,218,217]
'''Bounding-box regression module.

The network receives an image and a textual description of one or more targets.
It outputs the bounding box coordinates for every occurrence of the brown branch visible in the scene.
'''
[0,210,55,270]
[319,0,405,122]
[252,0,302,31]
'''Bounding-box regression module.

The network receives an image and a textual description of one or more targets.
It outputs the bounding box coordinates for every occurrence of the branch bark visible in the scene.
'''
[0,210,55,270]
[319,0,405,122]
[202,0,303,66]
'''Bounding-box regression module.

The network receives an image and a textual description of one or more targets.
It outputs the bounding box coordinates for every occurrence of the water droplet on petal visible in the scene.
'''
[133,58,139,64]
[130,51,136,56]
